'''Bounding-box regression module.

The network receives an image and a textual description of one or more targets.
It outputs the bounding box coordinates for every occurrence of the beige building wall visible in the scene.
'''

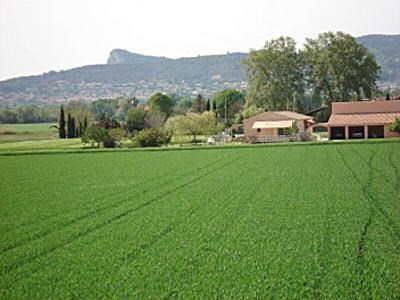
[244,119,309,142]
[296,120,306,133]
[384,124,400,138]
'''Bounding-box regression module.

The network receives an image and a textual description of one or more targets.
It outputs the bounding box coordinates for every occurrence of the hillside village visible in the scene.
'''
[0,34,399,107]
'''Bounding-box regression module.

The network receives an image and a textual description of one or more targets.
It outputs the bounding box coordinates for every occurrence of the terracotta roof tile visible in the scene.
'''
[243,111,312,123]
[328,112,400,126]
[332,100,400,114]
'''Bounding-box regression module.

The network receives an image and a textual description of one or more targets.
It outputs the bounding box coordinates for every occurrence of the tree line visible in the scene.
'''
[54,90,246,148]
[244,31,381,120]
[0,105,58,124]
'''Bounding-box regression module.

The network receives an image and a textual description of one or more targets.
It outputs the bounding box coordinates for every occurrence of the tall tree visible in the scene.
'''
[114,96,139,120]
[66,113,74,138]
[83,116,88,132]
[59,105,66,138]
[147,93,174,117]
[303,31,380,102]
[71,117,76,138]
[79,122,83,137]
[213,89,245,126]
[192,94,206,113]
[244,36,304,111]
[212,100,217,112]
[81,125,109,148]
[125,108,147,134]
[166,112,222,144]
[206,99,211,111]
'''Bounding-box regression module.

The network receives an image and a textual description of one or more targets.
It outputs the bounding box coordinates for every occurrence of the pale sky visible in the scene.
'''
[0,0,399,81]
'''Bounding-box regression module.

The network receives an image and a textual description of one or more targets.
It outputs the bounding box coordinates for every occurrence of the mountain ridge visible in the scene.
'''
[0,34,398,106]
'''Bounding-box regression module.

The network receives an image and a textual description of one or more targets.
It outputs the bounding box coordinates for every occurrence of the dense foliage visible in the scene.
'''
[244,32,380,115]
[166,112,222,143]
[147,93,174,117]
[0,142,399,298]
[244,37,304,110]
[389,117,400,133]
[0,105,58,124]
[304,32,380,102]
[213,89,245,125]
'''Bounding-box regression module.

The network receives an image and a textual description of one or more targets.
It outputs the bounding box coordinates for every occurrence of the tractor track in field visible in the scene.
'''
[1,158,210,249]
[388,146,400,192]
[2,155,208,231]
[336,146,400,255]
[312,148,333,298]
[112,150,259,278]
[351,144,399,193]
[1,150,253,275]
[113,149,262,290]
[121,201,204,264]
[350,145,392,181]
[1,154,232,253]
[159,155,263,297]
[336,146,374,295]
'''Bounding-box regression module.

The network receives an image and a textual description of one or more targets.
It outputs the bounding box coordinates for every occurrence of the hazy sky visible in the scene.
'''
[0,0,399,80]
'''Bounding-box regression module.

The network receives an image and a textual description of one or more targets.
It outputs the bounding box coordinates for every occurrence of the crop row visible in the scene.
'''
[0,142,399,298]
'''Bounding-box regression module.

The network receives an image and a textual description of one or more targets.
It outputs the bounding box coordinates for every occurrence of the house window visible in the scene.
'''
[278,128,285,135]
[257,128,261,132]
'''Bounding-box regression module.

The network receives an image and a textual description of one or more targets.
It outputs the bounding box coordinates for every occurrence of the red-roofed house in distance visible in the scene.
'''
[327,100,400,140]
[243,111,314,143]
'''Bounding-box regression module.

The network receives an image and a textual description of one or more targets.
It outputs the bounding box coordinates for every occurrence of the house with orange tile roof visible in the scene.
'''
[327,100,400,140]
[243,111,314,142]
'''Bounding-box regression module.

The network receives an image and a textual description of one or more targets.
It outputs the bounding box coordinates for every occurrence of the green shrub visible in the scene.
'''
[389,117,400,133]
[132,129,172,147]
[103,135,116,148]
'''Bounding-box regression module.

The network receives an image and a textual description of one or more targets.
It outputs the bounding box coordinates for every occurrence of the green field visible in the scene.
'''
[1,141,400,298]
[0,123,58,142]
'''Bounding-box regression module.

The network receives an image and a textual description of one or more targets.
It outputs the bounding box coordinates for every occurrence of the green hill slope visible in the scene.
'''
[0,34,398,105]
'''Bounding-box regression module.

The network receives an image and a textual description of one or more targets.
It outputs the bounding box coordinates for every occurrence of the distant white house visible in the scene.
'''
[243,111,315,143]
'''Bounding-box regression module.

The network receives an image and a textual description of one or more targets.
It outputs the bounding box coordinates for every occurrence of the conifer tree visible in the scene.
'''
[59,105,66,138]
[71,117,76,138]
[206,99,211,111]
[83,116,88,132]
[67,113,73,138]
[79,122,83,137]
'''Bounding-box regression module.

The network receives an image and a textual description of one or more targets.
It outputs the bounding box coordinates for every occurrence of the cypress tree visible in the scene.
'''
[79,122,83,137]
[83,116,88,132]
[67,113,73,138]
[212,100,217,117]
[71,117,76,138]
[192,94,205,113]
[206,99,211,111]
[59,105,66,138]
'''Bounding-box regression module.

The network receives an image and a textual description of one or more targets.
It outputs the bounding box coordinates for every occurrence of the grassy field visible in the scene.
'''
[0,138,82,152]
[0,141,399,298]
[0,123,58,142]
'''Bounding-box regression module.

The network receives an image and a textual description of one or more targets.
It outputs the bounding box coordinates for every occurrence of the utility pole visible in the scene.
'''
[224,99,227,127]
[224,99,229,143]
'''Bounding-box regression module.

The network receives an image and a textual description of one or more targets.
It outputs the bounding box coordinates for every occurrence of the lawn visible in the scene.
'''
[0,123,58,142]
[0,141,399,298]
[0,138,82,152]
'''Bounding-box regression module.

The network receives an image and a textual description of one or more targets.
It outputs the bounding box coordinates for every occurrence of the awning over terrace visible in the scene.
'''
[252,120,293,129]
